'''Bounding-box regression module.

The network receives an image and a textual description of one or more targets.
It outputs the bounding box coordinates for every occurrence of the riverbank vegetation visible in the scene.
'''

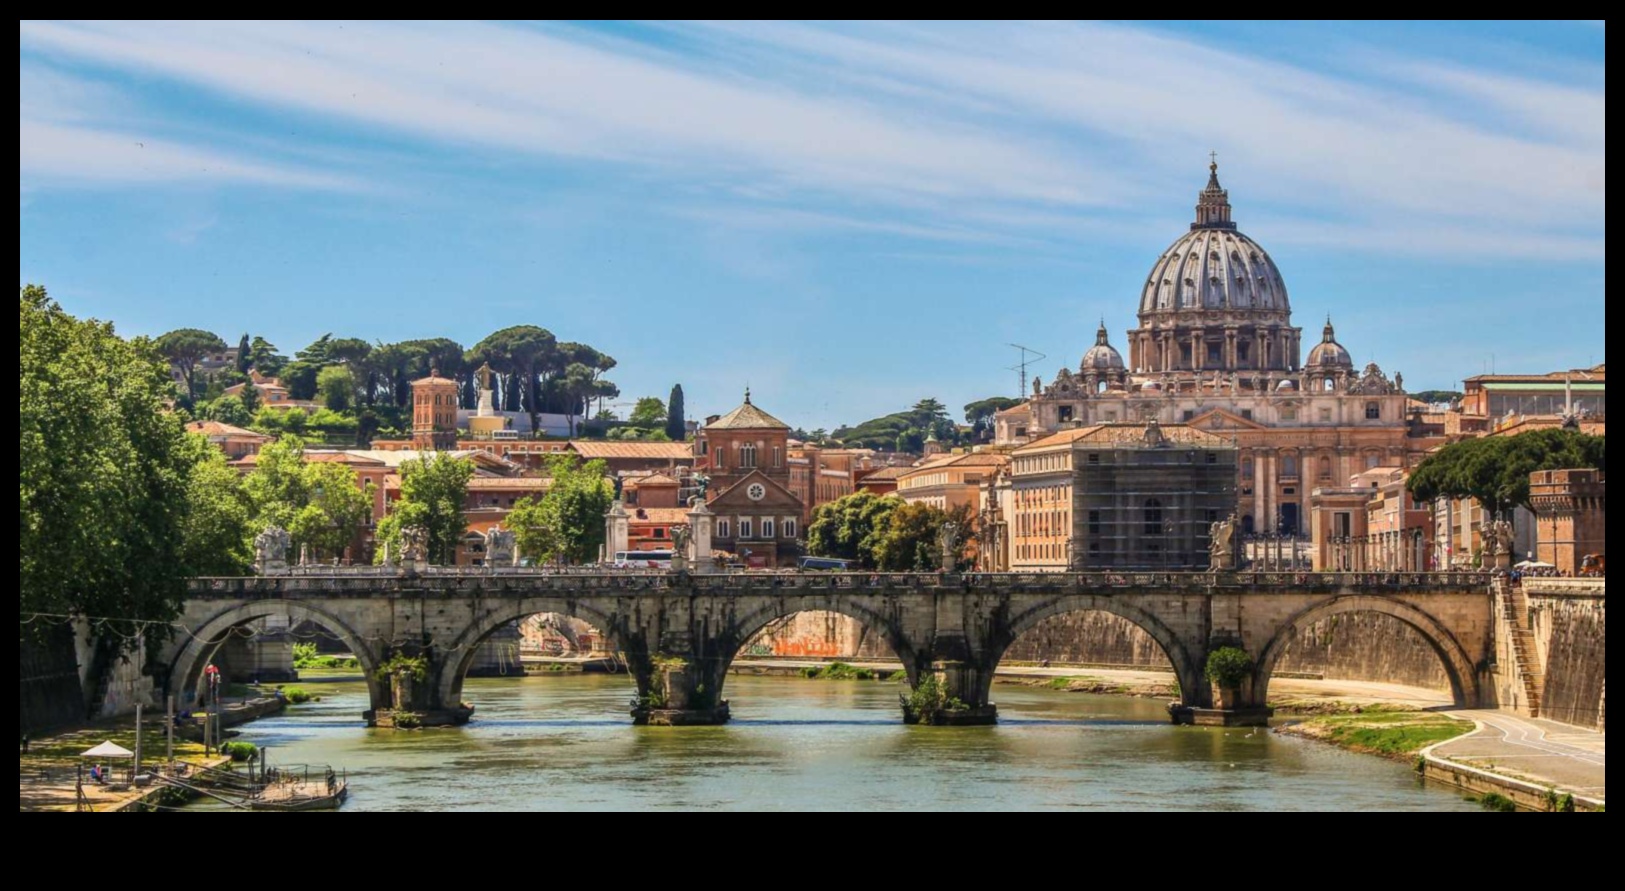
[292,642,359,670]
[1274,704,1471,759]
[797,662,877,680]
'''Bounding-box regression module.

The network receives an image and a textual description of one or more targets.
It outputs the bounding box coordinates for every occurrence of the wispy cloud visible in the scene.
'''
[18,20,1603,259]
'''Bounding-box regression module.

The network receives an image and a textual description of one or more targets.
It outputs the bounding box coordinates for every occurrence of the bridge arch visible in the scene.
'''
[999,595,1209,708]
[167,600,385,712]
[434,598,619,712]
[722,597,917,677]
[1254,595,1478,708]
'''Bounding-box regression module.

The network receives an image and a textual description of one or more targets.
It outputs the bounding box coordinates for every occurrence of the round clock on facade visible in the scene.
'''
[746,483,766,501]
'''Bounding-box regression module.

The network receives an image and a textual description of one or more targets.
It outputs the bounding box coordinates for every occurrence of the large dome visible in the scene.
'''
[1137,163,1289,317]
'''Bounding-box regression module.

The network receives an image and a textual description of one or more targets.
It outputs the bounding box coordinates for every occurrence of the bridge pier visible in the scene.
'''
[630,635,731,726]
[900,660,998,726]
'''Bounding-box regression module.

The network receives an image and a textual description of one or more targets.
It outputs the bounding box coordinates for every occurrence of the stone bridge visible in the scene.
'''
[167,570,1492,727]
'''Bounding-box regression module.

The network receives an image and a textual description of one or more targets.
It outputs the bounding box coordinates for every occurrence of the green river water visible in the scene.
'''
[202,671,1476,811]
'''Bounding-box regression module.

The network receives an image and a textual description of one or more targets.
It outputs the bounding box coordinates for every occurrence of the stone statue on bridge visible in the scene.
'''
[254,525,292,574]
[1486,519,1514,571]
[400,525,430,565]
[484,526,516,567]
[1209,513,1237,571]
[938,521,960,572]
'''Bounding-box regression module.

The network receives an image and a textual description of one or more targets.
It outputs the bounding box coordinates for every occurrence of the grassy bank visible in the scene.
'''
[1274,704,1472,760]
[995,674,1180,699]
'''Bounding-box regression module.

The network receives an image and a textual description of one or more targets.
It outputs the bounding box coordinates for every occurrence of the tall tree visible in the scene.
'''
[155,327,227,401]
[871,501,972,571]
[247,335,286,377]
[22,286,200,632]
[470,326,557,435]
[242,436,372,561]
[964,396,1022,431]
[666,384,687,441]
[374,453,474,565]
[235,333,251,374]
[508,455,613,565]
[559,362,597,436]
[178,435,252,575]
[629,396,666,427]
[1408,429,1607,519]
[317,364,357,412]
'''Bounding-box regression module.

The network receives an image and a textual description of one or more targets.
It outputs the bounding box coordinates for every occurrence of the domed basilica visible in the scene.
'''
[995,162,1432,535]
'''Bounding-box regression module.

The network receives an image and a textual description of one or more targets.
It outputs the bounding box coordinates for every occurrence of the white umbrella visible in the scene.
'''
[79,740,135,758]
[1514,560,1554,570]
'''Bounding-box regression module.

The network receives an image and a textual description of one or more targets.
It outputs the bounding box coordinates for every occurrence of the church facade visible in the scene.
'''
[994,162,1438,535]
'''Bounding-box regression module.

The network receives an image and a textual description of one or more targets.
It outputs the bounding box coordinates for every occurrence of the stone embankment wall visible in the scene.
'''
[747,608,1452,691]
[1527,579,1606,729]
[19,625,86,733]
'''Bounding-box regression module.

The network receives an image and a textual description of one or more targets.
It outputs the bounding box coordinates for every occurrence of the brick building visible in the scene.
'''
[1529,468,1606,574]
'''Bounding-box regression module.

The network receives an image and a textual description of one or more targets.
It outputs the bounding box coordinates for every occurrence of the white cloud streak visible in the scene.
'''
[18,20,1603,258]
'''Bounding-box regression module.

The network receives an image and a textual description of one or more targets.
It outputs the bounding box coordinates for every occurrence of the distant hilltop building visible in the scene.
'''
[995,160,1435,536]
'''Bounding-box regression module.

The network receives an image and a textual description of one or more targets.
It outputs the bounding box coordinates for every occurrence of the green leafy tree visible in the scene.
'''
[560,361,597,435]
[1408,429,1606,519]
[154,327,227,401]
[509,455,613,565]
[317,364,357,412]
[247,335,286,377]
[178,435,253,575]
[872,501,950,570]
[666,384,686,441]
[199,394,252,427]
[629,396,666,427]
[235,333,251,374]
[373,453,473,565]
[21,286,200,632]
[242,437,372,561]
[964,396,1022,431]
[806,492,902,568]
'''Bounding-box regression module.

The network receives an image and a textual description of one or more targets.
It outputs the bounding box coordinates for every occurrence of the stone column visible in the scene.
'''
[605,500,629,561]
[1191,331,1202,371]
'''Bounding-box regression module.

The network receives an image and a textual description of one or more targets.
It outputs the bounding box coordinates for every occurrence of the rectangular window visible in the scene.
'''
[653,528,665,539]
[717,520,731,539]
[1182,409,1195,421]
[1320,408,1332,422]
[762,519,775,539]
[1058,405,1074,422]
[783,519,796,539]
[1087,453,1100,465]
[1280,407,1296,421]
[1365,402,1381,420]
[1207,342,1223,364]
[1282,487,1296,495]
[738,519,753,539]
[1088,510,1101,536]
[1240,409,1252,421]
[1205,452,1217,464]
[1103,412,1117,422]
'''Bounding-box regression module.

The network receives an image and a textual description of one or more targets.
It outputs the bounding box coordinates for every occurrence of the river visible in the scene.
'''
[204,671,1476,811]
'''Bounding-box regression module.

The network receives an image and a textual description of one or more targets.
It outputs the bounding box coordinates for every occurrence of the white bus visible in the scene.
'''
[612,550,673,570]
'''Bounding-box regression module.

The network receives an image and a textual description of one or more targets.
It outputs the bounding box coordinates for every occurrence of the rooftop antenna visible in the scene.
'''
[1007,343,1047,399]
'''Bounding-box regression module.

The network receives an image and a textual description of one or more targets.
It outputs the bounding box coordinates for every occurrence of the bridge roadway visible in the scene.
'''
[173,569,1492,727]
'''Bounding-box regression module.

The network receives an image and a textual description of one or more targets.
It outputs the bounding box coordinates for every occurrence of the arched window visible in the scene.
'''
[1241,457,1254,480]
[740,443,757,468]
[1143,498,1163,536]
[1282,455,1298,477]
[1365,401,1380,420]
[1319,455,1332,479]
[1365,452,1381,469]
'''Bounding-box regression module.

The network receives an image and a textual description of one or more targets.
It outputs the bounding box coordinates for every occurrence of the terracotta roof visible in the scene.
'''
[466,477,552,490]
[303,450,387,465]
[628,507,691,524]
[185,420,269,439]
[568,441,694,460]
[858,466,910,481]
[705,393,789,430]
[994,403,1032,418]
[898,452,1008,478]
[625,473,679,487]
[1015,422,1228,453]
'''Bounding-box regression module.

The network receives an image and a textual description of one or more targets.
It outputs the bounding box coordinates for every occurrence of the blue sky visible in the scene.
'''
[19,21,1605,430]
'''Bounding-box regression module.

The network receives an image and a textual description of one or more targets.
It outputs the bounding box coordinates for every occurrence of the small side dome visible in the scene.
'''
[1276,378,1297,391]
[1081,321,1125,371]
[1306,315,1353,368]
